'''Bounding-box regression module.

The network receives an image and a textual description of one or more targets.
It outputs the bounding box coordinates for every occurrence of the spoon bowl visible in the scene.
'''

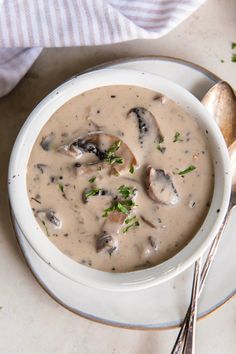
[202,81,236,147]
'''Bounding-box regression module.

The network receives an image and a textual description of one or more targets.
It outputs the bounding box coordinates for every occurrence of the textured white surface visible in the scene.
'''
[1,0,236,353]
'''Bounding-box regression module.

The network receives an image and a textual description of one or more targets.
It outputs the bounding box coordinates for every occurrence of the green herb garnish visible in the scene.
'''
[104,140,124,165]
[123,216,140,233]
[109,156,124,165]
[220,59,225,63]
[58,183,64,193]
[42,220,50,237]
[231,43,236,62]
[102,199,136,217]
[118,185,137,199]
[102,205,116,217]
[129,165,135,174]
[156,136,166,153]
[157,145,166,153]
[117,202,129,214]
[178,165,196,175]
[106,140,121,154]
[88,176,96,183]
[84,188,101,200]
[173,132,183,142]
[102,184,137,218]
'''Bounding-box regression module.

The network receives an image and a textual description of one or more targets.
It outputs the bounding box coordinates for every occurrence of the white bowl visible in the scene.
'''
[8,68,231,291]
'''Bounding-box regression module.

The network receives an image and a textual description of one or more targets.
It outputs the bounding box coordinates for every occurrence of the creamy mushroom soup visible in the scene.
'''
[27,85,214,272]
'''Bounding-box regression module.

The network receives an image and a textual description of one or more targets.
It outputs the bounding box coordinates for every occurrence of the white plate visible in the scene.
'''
[13,57,236,329]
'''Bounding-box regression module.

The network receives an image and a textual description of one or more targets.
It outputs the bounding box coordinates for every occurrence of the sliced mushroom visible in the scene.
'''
[59,132,137,175]
[36,209,62,228]
[58,133,106,159]
[96,232,118,255]
[74,161,107,176]
[145,166,179,205]
[127,107,163,146]
[40,133,54,151]
[202,81,236,147]
[138,236,159,261]
[148,236,158,251]
[96,211,127,254]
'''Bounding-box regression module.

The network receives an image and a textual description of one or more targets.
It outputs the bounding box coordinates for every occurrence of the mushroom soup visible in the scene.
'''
[27,85,214,272]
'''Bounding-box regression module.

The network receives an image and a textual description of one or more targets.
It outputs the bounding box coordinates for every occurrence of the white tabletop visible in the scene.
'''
[1,0,236,353]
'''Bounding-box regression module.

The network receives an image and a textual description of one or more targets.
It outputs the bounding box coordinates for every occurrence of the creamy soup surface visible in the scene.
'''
[27,85,214,272]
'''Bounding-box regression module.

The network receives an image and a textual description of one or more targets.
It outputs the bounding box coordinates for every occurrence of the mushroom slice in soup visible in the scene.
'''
[96,211,127,254]
[40,132,54,151]
[36,209,62,228]
[127,107,163,147]
[59,132,137,175]
[145,166,179,205]
[96,232,118,255]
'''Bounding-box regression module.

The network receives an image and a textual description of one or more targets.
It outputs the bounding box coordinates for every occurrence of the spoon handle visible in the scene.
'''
[171,207,232,354]
[182,259,201,354]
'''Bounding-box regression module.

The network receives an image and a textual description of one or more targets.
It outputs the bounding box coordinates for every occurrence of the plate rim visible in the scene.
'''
[14,216,236,331]
[12,55,236,330]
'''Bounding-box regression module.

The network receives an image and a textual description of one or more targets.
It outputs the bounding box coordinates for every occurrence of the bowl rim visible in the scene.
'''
[8,68,231,291]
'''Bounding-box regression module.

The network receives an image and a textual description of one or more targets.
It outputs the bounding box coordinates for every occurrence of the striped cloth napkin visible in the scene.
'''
[0,0,205,97]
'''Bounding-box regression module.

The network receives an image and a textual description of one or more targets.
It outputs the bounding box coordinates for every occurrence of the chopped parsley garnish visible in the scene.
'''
[232,54,236,63]
[58,183,64,193]
[102,186,136,217]
[129,165,135,174]
[102,205,116,217]
[157,144,166,153]
[107,140,121,154]
[102,202,131,216]
[84,188,101,200]
[102,184,137,218]
[173,132,183,142]
[232,43,236,62]
[104,140,124,165]
[178,165,196,175]
[88,176,96,183]
[102,199,136,217]
[156,136,165,153]
[118,185,137,199]
[117,202,129,214]
[109,156,124,164]
[123,216,140,233]
[220,59,225,63]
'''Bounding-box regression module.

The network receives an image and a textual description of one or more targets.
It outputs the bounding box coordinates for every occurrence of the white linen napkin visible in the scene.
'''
[0,0,206,97]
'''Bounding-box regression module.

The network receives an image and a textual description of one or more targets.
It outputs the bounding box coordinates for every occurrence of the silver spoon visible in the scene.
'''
[202,81,236,147]
[171,81,236,354]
